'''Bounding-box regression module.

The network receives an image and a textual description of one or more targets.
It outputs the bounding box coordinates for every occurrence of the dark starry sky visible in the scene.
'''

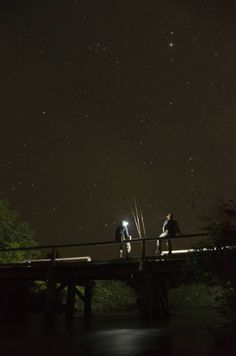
[0,0,236,246]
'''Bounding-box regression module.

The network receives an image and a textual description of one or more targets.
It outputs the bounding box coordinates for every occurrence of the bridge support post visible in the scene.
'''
[84,281,93,317]
[141,238,146,262]
[135,271,169,319]
[45,270,56,315]
[45,249,58,315]
[66,283,76,318]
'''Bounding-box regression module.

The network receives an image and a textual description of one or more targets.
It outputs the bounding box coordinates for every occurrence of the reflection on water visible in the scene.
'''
[0,310,233,356]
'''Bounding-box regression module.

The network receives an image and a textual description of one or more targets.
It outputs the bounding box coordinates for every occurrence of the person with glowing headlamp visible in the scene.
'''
[115,220,132,258]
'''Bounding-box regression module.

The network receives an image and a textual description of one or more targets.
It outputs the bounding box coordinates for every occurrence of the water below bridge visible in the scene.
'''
[0,309,234,356]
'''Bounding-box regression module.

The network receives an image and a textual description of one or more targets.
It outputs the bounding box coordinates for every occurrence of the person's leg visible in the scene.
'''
[119,243,123,258]
[126,242,131,257]
[167,239,172,254]
[156,238,162,254]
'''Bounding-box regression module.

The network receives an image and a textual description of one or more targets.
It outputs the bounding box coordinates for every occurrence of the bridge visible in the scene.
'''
[0,233,212,319]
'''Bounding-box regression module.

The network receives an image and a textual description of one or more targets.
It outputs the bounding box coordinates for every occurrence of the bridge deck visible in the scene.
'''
[0,251,188,284]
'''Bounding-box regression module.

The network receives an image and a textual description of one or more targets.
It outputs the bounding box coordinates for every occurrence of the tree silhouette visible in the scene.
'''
[0,199,37,263]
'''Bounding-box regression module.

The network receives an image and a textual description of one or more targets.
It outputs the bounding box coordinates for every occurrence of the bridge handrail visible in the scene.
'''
[0,233,208,253]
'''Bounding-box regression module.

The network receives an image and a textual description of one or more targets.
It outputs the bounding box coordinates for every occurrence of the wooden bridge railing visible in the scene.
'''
[0,233,209,264]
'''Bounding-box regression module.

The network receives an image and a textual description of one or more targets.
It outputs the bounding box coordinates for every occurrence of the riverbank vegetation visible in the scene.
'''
[185,197,236,313]
[0,199,37,263]
[30,279,229,313]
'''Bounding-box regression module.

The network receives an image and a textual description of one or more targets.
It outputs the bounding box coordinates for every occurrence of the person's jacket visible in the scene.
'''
[115,225,130,242]
[162,219,181,237]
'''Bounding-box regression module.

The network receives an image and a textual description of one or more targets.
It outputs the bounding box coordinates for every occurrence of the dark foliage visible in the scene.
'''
[184,197,236,310]
[0,199,37,263]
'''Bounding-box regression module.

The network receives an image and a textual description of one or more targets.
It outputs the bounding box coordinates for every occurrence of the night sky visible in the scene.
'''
[1,0,236,247]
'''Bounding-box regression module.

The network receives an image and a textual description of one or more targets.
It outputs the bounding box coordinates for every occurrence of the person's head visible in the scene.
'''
[166,213,173,220]
[122,220,129,227]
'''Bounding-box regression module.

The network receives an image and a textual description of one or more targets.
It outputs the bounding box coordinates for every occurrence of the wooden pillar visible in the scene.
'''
[51,248,57,266]
[138,274,152,318]
[160,282,170,317]
[135,272,170,319]
[141,238,146,262]
[66,283,76,318]
[45,248,58,315]
[84,281,93,317]
[45,269,56,315]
